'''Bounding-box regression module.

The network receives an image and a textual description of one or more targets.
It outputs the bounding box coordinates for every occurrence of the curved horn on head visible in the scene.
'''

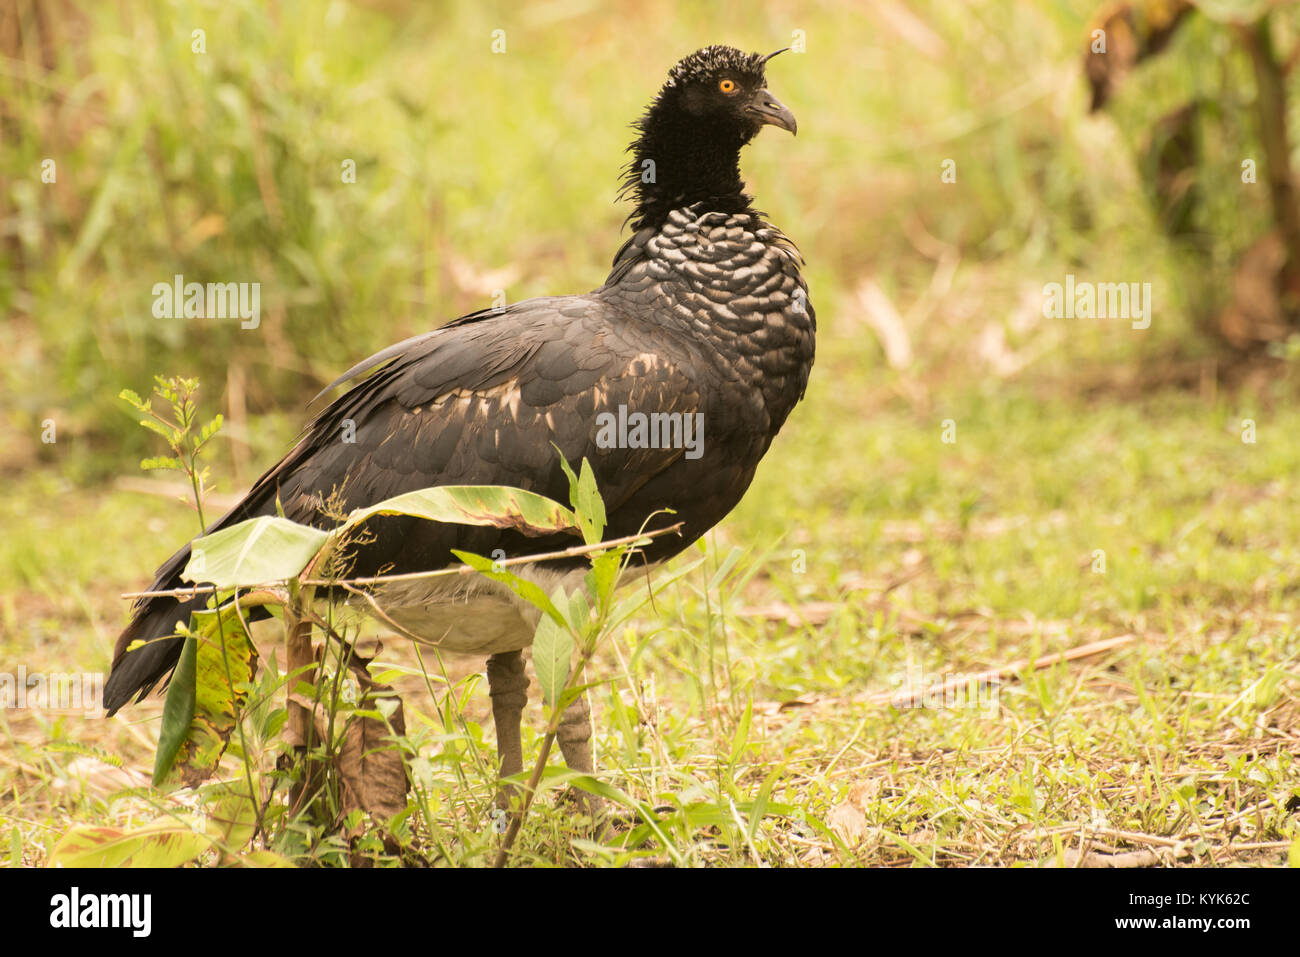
[760,48,790,65]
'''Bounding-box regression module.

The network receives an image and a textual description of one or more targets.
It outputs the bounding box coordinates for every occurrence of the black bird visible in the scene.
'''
[105,44,815,797]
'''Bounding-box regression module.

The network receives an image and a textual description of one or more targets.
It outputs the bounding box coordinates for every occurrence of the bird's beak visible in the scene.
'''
[748,89,797,135]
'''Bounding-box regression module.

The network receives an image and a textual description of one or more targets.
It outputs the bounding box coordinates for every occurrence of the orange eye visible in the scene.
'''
[719,79,737,94]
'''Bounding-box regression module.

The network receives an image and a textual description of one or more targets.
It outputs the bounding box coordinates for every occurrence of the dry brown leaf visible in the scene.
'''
[336,660,409,823]
[829,779,886,846]
[829,800,869,845]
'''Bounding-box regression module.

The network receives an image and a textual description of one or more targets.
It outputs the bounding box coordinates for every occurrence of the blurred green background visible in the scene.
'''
[8,0,1300,643]
[4,0,1296,482]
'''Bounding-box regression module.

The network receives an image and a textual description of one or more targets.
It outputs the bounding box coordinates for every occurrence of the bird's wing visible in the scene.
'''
[219,294,720,568]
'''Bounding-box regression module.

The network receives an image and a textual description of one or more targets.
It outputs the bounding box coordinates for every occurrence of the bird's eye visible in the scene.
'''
[718,79,737,94]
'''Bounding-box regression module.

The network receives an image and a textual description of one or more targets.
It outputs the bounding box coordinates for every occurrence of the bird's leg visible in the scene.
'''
[557,688,599,817]
[486,650,528,814]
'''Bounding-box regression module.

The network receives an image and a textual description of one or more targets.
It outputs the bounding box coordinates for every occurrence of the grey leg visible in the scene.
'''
[487,650,528,811]
[556,689,594,774]
[557,689,600,817]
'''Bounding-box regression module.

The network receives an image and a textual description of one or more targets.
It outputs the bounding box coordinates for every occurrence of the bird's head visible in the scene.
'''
[623,45,798,228]
[655,45,797,140]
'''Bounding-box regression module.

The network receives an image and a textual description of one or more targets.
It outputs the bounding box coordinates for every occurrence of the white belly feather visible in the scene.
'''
[358,565,589,656]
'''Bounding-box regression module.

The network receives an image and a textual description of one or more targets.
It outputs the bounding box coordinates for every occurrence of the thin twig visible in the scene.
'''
[119,524,684,600]
[864,633,1138,707]
[341,583,440,646]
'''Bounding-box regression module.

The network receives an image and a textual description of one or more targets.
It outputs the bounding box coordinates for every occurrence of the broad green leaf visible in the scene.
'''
[344,485,575,538]
[48,817,213,868]
[565,588,591,636]
[557,455,606,545]
[533,590,573,707]
[575,459,606,544]
[585,546,625,612]
[153,635,197,785]
[558,453,580,502]
[184,516,329,587]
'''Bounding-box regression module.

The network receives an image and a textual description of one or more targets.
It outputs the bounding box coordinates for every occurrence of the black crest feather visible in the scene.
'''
[619,45,779,230]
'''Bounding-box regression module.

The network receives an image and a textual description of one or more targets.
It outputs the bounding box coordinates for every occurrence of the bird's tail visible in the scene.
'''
[103,542,205,716]
[105,412,324,715]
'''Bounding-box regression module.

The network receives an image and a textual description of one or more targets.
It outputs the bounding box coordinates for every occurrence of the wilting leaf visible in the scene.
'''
[48,817,213,868]
[183,516,329,587]
[344,485,575,538]
[532,589,574,707]
[157,606,259,788]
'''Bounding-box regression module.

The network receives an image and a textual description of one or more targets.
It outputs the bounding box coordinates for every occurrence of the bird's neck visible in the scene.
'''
[624,119,753,230]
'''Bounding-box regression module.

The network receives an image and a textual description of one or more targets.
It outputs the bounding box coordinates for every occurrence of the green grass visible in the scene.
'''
[3,362,1298,866]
